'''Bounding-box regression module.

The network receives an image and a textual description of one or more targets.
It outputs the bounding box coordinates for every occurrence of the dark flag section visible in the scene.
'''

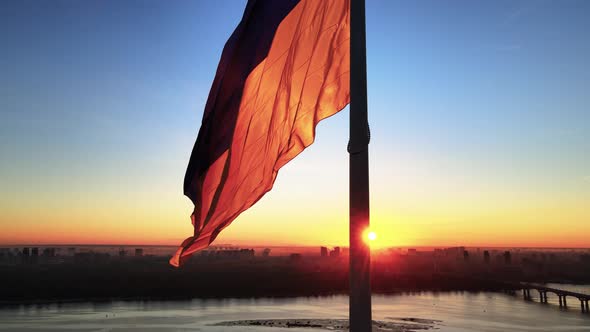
[183,0,300,202]
[172,0,351,267]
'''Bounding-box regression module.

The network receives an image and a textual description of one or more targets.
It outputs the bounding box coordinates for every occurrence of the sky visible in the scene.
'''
[1,0,589,249]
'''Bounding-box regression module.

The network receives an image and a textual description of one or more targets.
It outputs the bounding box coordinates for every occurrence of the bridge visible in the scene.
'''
[435,272,590,313]
[517,283,590,313]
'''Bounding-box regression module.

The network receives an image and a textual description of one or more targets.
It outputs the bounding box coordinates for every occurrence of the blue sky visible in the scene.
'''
[1,0,589,247]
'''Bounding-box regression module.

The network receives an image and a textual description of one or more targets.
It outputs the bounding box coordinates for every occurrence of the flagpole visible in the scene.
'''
[349,0,372,331]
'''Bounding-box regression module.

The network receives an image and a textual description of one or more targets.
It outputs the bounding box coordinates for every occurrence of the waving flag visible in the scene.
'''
[171,0,350,266]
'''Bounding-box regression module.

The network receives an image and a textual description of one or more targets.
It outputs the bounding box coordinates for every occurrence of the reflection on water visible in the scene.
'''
[0,292,589,332]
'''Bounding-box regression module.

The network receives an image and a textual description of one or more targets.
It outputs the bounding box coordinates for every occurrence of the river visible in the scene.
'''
[1,291,589,331]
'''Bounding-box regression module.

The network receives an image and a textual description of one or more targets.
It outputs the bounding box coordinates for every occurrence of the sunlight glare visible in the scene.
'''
[368,231,377,241]
[366,231,377,243]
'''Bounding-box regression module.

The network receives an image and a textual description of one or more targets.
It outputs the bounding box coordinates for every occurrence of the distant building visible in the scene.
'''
[262,248,271,257]
[42,248,56,257]
[22,247,30,256]
[443,246,465,257]
[503,251,512,265]
[135,248,143,257]
[119,248,127,257]
[31,248,39,257]
[206,248,255,258]
[320,246,328,257]
[239,249,255,257]
[290,253,302,261]
[463,250,469,261]
[407,248,417,255]
[330,247,341,258]
[483,250,490,263]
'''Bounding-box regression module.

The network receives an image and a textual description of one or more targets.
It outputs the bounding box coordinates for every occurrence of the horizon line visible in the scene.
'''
[1,243,588,250]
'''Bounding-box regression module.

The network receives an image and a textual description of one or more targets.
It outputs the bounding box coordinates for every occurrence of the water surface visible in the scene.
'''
[1,292,589,331]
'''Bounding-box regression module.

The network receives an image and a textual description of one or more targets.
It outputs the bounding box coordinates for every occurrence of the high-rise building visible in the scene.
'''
[483,250,490,263]
[330,247,341,258]
[320,246,328,257]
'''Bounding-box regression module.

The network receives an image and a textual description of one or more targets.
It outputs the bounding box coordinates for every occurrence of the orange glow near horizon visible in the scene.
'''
[1,203,589,249]
[1,203,589,248]
[1,137,589,250]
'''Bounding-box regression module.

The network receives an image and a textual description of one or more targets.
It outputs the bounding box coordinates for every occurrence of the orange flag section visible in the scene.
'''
[171,0,350,266]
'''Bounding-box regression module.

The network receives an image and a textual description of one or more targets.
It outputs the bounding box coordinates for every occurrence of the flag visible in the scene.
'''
[171,0,350,267]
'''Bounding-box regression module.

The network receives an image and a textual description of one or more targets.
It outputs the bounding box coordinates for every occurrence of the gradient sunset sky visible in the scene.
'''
[1,0,589,248]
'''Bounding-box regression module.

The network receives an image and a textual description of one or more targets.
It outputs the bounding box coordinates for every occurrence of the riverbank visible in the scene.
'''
[0,256,522,305]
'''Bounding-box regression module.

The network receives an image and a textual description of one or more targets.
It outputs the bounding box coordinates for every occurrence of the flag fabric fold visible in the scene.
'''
[171,0,350,267]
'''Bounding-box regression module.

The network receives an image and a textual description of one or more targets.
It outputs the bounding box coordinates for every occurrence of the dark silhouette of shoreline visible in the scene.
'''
[1,246,589,305]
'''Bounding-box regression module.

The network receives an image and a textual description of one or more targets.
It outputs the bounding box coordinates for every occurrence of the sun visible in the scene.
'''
[362,228,386,248]
[363,229,377,246]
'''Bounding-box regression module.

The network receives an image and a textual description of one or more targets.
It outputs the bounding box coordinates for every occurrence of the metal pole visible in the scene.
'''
[349,0,372,331]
